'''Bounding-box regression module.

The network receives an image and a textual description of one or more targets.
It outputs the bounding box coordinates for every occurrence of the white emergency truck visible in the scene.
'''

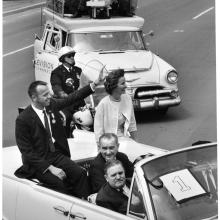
[34,0,181,113]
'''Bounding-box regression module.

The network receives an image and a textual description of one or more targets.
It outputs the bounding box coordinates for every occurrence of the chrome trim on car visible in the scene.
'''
[133,96,181,110]
[136,89,174,98]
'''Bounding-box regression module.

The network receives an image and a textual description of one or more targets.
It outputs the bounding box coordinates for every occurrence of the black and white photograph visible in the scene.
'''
[2,0,218,219]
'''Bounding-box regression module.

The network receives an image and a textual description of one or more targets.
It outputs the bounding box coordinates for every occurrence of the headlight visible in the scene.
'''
[167,70,178,84]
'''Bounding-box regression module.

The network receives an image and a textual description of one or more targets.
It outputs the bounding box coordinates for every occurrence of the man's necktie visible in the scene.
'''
[43,110,55,152]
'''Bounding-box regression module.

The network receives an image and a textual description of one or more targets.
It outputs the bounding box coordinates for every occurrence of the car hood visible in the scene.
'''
[76,50,160,85]
[78,50,153,70]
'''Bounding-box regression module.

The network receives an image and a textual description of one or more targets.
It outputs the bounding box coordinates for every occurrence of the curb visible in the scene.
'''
[3,2,46,17]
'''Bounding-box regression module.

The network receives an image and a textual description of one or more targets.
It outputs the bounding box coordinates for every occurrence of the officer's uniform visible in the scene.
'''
[51,64,85,136]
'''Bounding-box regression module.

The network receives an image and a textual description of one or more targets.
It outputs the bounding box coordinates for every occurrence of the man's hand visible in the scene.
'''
[48,165,67,180]
[93,65,107,86]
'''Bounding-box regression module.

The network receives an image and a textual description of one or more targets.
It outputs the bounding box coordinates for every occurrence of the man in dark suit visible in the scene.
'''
[89,133,133,193]
[96,160,129,214]
[50,46,85,136]
[15,74,103,198]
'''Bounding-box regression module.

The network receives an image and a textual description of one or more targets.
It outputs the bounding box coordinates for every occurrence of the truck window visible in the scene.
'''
[44,27,61,51]
[128,178,147,219]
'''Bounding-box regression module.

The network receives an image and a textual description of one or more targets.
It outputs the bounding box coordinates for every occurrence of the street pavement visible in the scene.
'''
[3,0,45,15]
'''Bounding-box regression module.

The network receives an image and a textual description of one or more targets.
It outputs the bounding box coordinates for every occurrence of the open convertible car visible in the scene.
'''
[3,130,217,220]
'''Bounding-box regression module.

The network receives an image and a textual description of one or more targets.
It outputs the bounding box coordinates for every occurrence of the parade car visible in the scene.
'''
[3,129,217,220]
[34,0,181,113]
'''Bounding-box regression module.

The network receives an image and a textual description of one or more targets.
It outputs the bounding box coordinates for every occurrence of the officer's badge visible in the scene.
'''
[66,78,74,88]
[76,73,80,80]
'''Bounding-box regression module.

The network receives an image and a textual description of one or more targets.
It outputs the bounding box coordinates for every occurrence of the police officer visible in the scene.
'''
[50,46,85,136]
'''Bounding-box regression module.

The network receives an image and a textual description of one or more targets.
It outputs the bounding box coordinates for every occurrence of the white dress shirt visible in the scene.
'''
[31,104,55,142]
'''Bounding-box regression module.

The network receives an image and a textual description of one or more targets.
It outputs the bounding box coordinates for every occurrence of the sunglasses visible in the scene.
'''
[66,53,75,58]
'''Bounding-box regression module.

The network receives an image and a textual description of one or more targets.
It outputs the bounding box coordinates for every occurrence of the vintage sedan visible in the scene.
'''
[34,0,181,113]
[3,129,217,220]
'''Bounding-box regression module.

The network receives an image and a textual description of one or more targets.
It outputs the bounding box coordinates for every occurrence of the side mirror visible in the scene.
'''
[146,30,154,37]
[34,34,40,40]
[143,30,154,39]
[143,30,154,48]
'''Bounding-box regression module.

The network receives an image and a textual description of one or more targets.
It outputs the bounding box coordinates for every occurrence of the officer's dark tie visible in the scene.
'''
[43,110,55,152]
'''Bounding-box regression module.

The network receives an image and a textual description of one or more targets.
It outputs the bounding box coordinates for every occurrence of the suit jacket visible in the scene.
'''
[89,152,134,193]
[96,182,128,214]
[15,85,93,179]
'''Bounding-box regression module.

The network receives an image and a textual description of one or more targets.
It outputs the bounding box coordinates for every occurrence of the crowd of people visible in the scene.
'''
[15,46,138,214]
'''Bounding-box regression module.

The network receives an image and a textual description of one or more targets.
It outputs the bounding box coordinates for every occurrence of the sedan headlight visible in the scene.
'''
[167,70,178,84]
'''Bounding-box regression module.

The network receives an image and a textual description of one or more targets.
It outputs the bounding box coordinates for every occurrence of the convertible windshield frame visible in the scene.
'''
[141,144,217,220]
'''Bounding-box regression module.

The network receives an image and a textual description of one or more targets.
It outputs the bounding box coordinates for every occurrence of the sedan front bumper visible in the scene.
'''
[133,96,181,110]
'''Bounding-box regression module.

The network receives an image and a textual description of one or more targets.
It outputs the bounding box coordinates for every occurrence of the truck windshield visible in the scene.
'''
[67,31,146,52]
[142,145,217,220]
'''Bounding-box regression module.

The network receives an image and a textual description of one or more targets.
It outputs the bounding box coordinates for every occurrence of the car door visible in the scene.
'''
[15,179,134,220]
[2,176,19,220]
[15,180,74,220]
[69,200,135,220]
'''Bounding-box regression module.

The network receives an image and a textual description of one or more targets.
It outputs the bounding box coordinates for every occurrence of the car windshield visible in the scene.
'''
[142,145,217,220]
[67,31,146,52]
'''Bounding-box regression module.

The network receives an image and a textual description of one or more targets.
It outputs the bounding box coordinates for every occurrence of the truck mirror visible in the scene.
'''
[143,30,154,38]
[34,34,40,40]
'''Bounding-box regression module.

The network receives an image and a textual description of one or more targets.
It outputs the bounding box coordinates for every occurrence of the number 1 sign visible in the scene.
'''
[160,169,207,203]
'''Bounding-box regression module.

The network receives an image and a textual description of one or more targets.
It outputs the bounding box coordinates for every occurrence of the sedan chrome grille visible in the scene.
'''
[134,86,175,99]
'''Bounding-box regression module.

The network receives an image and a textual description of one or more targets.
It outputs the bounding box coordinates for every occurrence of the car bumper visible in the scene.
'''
[133,96,181,110]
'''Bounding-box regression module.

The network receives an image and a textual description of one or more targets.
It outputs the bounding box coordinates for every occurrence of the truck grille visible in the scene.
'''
[134,86,172,100]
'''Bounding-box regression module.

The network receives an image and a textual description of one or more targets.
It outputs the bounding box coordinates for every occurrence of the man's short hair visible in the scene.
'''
[28,81,47,98]
[104,159,124,175]
[99,133,119,145]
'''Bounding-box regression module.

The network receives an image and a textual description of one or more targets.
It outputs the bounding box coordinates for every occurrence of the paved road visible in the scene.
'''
[3,0,44,13]
[3,0,216,149]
